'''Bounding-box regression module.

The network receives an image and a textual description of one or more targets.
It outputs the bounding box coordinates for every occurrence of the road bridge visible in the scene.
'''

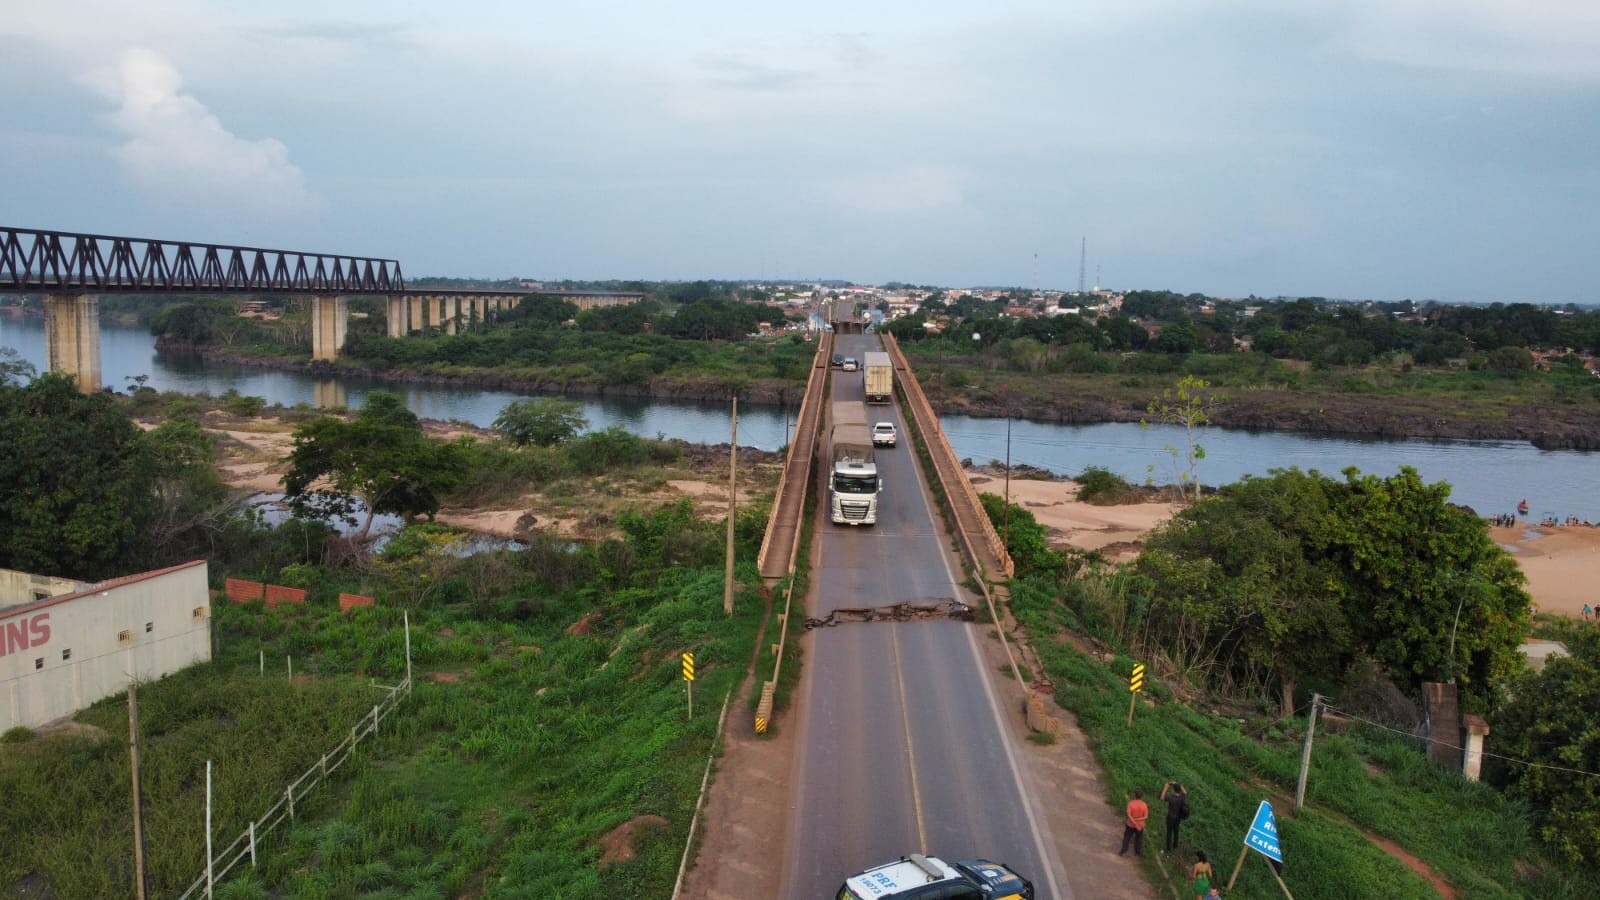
[739,333,1060,899]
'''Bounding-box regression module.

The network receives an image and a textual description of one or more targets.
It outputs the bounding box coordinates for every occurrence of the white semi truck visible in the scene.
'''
[863,351,893,404]
[829,400,880,526]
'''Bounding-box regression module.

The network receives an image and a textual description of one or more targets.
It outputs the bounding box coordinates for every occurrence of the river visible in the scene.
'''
[3,313,1596,521]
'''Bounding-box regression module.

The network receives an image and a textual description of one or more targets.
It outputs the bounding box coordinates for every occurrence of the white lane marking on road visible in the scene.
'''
[890,622,929,855]
[920,478,1071,899]
[961,622,1071,900]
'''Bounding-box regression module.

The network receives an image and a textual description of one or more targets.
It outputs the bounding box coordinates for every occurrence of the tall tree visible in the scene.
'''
[0,374,158,578]
[1488,629,1600,866]
[283,392,464,541]
[1134,467,1530,713]
[1137,469,1354,712]
[1325,466,1531,709]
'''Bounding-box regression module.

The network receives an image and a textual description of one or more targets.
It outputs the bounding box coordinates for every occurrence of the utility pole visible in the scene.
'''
[128,682,148,900]
[1295,692,1322,814]
[724,397,738,616]
[1003,387,1012,549]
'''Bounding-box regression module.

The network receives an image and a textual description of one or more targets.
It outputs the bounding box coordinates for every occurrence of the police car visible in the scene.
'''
[836,853,1035,900]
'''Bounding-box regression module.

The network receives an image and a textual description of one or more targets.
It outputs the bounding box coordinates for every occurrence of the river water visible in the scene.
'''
[3,313,1596,521]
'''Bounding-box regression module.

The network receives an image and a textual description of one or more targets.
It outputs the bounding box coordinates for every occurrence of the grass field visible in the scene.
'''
[1,552,769,898]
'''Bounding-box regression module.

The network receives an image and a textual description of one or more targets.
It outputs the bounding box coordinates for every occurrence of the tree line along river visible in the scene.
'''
[3,313,1598,523]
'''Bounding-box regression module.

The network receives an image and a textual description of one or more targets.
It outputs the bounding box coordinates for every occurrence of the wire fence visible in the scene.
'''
[174,674,413,900]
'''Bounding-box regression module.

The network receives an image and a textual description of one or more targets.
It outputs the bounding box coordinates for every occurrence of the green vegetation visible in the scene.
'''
[138,286,814,397]
[1487,629,1600,866]
[1,375,776,897]
[1074,466,1138,505]
[0,372,226,579]
[493,397,588,447]
[1130,467,1529,715]
[1008,577,1600,899]
[1,499,769,898]
[1142,374,1223,502]
[284,392,466,541]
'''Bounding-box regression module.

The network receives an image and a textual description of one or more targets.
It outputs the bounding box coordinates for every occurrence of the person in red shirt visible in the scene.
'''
[1118,789,1149,857]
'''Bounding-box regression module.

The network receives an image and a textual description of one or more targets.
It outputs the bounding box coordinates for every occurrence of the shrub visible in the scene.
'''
[1075,466,1133,505]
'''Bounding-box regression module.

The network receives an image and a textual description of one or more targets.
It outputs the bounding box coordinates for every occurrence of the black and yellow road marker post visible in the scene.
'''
[682,651,695,719]
[1128,662,1145,725]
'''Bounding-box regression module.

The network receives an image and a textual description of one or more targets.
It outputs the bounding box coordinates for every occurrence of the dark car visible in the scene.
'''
[832,353,845,367]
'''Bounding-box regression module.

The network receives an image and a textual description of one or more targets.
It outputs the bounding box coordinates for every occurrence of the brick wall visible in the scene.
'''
[225,578,265,603]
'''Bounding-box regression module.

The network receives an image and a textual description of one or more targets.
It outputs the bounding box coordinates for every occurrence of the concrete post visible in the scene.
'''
[444,296,459,334]
[309,295,347,361]
[409,295,425,333]
[429,296,443,333]
[44,293,101,392]
[386,296,406,338]
[1463,715,1490,782]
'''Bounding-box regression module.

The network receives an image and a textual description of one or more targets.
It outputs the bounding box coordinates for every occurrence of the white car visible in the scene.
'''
[842,357,859,372]
[872,422,897,447]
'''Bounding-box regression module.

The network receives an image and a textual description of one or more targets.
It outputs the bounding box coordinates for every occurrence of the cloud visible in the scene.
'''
[825,165,964,215]
[694,51,813,91]
[88,48,322,214]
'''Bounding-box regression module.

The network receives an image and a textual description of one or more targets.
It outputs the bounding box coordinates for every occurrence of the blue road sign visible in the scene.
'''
[1244,800,1283,864]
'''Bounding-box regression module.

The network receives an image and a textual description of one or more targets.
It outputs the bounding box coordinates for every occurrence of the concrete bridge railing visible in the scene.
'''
[756,333,831,580]
[883,333,1014,581]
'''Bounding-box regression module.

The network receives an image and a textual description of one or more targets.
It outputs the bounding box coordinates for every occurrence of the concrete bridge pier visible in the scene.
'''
[444,296,460,334]
[44,293,101,392]
[408,295,425,333]
[387,296,407,338]
[429,296,443,333]
[310,295,348,361]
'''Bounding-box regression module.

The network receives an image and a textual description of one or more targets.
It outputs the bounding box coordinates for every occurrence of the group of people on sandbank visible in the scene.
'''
[1538,515,1598,528]
[1119,781,1223,897]
[1486,509,1597,528]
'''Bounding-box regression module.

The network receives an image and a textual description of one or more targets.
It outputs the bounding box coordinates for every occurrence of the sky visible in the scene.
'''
[3,1,1599,302]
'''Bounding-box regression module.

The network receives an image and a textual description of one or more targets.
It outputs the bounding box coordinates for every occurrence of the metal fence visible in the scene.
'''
[175,673,413,900]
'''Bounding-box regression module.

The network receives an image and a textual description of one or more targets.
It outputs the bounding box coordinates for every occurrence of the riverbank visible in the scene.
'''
[197,344,1600,448]
[203,414,784,542]
[930,376,1600,449]
[192,345,809,407]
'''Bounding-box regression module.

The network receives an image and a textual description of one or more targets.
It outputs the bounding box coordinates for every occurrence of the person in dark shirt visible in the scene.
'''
[1161,781,1189,852]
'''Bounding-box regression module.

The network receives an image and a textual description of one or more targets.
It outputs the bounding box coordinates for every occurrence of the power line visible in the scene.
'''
[1321,702,1600,780]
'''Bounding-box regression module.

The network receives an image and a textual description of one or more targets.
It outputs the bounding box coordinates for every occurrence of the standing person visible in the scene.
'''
[1190,850,1214,898]
[1118,790,1149,857]
[1161,781,1190,852]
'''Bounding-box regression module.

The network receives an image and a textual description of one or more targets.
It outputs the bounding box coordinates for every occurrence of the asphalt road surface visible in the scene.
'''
[781,334,1071,899]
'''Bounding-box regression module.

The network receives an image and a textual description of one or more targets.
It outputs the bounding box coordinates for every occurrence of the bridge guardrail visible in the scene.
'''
[756,333,830,579]
[883,333,1014,580]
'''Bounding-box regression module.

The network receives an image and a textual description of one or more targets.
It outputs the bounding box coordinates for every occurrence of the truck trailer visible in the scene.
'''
[829,400,879,526]
[863,351,893,404]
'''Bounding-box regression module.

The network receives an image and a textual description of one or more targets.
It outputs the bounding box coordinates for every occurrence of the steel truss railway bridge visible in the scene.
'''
[0,226,639,391]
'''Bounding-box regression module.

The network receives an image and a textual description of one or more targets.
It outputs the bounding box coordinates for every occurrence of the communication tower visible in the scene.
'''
[1077,237,1087,294]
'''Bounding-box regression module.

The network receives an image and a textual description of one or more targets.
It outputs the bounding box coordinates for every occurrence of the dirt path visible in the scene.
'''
[1366,834,1457,899]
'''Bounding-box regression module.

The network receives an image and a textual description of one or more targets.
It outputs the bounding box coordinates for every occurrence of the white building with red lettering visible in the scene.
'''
[0,560,211,731]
